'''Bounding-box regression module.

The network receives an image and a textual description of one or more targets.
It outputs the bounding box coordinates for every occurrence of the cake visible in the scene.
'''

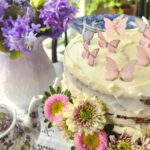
[63,15,150,137]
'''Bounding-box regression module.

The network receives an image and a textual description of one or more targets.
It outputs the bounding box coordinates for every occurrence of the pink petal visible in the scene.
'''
[44,94,69,122]
[74,133,85,150]
[97,131,108,150]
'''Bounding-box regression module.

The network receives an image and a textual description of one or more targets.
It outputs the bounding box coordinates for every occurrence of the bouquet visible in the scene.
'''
[0,0,77,59]
[42,87,150,150]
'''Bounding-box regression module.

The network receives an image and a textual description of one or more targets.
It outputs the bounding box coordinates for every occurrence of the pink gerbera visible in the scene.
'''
[74,130,108,150]
[44,94,69,123]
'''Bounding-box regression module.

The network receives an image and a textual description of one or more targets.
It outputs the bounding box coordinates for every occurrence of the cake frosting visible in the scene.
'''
[63,15,150,136]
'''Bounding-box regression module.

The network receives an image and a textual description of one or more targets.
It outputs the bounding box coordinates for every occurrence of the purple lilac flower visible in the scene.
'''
[0,0,9,22]
[39,0,77,39]
[1,15,41,54]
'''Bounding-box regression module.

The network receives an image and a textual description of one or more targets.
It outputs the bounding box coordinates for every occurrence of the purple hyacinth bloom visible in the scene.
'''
[39,0,77,39]
[0,0,9,22]
[31,23,41,32]
[1,15,41,54]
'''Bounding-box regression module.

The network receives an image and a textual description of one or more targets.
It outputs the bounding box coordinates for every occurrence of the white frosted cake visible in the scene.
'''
[63,15,150,136]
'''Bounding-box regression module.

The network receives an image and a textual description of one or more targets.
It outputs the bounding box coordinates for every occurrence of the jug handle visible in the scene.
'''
[25,95,43,129]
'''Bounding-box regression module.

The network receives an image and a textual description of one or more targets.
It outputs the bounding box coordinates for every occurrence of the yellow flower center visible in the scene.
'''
[50,100,64,115]
[82,133,100,149]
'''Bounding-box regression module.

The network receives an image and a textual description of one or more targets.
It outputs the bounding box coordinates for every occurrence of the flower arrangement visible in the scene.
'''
[0,0,77,59]
[42,87,150,150]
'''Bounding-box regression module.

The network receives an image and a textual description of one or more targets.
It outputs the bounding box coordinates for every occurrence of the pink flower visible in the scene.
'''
[44,94,69,122]
[74,130,108,150]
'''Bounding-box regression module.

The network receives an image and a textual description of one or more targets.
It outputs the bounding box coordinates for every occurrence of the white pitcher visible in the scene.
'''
[0,36,56,112]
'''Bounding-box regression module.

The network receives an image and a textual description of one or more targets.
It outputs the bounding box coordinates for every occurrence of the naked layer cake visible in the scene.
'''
[63,15,150,137]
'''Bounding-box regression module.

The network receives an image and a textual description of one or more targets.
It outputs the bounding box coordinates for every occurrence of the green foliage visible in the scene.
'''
[0,44,9,53]
[103,0,122,8]
[48,122,52,128]
[10,51,23,60]
[85,0,138,15]
[71,146,76,150]
[86,0,100,15]
[42,86,73,104]
[104,124,114,134]
[0,35,9,53]
[31,0,46,9]
[40,26,51,32]
[4,4,23,19]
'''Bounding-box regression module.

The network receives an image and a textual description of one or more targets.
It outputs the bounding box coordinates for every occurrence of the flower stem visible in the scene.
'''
[52,39,57,62]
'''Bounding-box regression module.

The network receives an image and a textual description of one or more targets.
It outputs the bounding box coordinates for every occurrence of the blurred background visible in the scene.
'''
[78,0,150,18]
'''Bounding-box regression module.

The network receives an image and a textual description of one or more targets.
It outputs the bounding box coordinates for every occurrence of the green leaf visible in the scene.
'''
[10,51,23,60]
[56,87,61,93]
[31,0,46,9]
[44,119,48,123]
[71,146,76,150]
[104,124,114,134]
[44,91,50,97]
[0,44,9,53]
[64,89,69,96]
[49,86,56,95]
[48,122,53,128]
[40,26,50,32]
[4,4,23,19]
[67,91,71,98]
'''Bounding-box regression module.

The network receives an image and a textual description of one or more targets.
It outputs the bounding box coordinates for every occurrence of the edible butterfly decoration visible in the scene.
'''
[137,46,150,66]
[82,41,99,66]
[104,15,128,35]
[139,28,150,48]
[82,19,96,44]
[83,30,94,44]
[135,16,150,32]
[105,57,137,82]
[97,30,120,53]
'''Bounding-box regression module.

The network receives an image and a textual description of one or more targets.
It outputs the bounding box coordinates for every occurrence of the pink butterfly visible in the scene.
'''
[139,28,150,48]
[97,30,120,53]
[104,15,128,35]
[82,41,99,66]
[137,46,150,66]
[105,57,137,82]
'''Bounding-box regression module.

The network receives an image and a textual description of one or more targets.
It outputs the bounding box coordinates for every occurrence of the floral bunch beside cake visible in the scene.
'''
[42,87,150,150]
[0,0,77,59]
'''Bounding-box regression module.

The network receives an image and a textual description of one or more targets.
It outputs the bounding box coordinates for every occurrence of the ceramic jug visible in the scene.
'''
[0,95,43,150]
[0,36,56,112]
